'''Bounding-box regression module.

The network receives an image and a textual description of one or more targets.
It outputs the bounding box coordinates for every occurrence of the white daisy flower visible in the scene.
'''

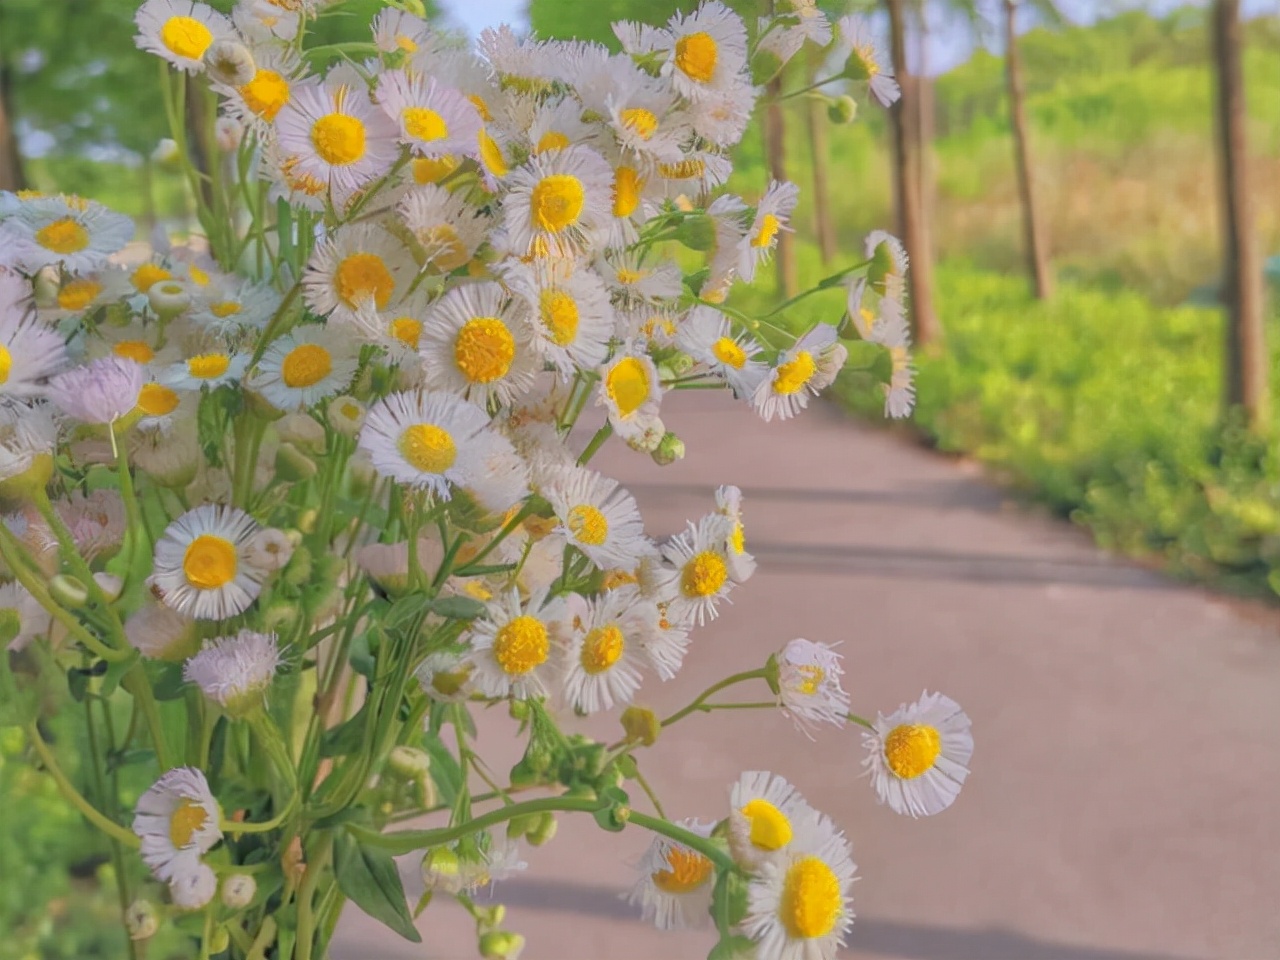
[501,259,613,378]
[415,648,476,703]
[148,504,266,620]
[263,143,332,213]
[478,24,564,91]
[560,587,654,714]
[864,229,910,302]
[0,580,52,652]
[776,639,849,736]
[601,159,657,251]
[132,767,223,884]
[160,347,250,392]
[128,416,202,486]
[184,629,282,717]
[125,600,198,662]
[863,691,972,818]
[42,266,131,322]
[346,292,429,370]
[604,85,688,165]
[134,380,198,435]
[836,16,900,107]
[250,325,359,411]
[357,389,493,498]
[597,251,683,305]
[458,431,530,516]
[885,343,916,419]
[686,75,755,148]
[655,152,733,200]
[752,324,844,423]
[232,0,301,44]
[619,1,749,103]
[741,812,857,960]
[375,69,481,158]
[728,771,815,870]
[215,45,303,130]
[48,356,145,425]
[714,483,756,583]
[0,401,58,484]
[0,303,69,401]
[465,588,567,701]
[0,195,134,275]
[676,305,766,400]
[527,96,596,156]
[398,185,488,273]
[502,145,614,260]
[739,181,799,283]
[543,464,649,570]
[54,489,127,563]
[625,818,717,931]
[134,0,234,74]
[597,348,663,442]
[418,281,539,406]
[191,279,281,336]
[372,7,436,55]
[302,223,414,324]
[660,513,735,628]
[275,76,400,199]
[170,862,219,911]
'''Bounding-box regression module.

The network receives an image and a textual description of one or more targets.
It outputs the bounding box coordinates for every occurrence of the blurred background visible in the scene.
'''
[2,0,1279,956]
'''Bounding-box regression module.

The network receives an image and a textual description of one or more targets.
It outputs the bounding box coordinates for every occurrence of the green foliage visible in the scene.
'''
[831,262,1280,598]
[529,0,764,49]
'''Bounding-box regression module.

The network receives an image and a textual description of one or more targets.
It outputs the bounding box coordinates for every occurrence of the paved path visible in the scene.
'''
[333,390,1280,960]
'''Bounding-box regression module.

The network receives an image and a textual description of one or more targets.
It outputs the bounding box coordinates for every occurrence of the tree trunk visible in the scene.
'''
[184,75,215,208]
[1212,0,1268,429]
[0,38,26,191]
[887,0,940,347]
[806,49,836,266]
[1004,0,1053,299]
[763,0,797,297]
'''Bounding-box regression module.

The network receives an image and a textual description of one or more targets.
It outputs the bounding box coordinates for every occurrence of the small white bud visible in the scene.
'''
[221,873,257,910]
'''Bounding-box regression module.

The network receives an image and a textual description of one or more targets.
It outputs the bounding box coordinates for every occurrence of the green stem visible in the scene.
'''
[697,700,778,711]
[780,74,843,101]
[576,422,613,466]
[762,258,872,319]
[627,811,736,872]
[25,723,139,848]
[845,711,874,730]
[630,765,666,819]
[660,669,768,728]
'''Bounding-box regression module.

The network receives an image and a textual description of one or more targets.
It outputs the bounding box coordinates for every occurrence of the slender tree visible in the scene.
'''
[805,46,837,265]
[886,0,940,346]
[1211,0,1268,429]
[1003,0,1053,298]
[0,6,25,192]
[763,0,799,297]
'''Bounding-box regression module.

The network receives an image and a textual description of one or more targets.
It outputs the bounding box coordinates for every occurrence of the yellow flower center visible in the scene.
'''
[454,317,515,384]
[530,174,585,234]
[652,845,713,894]
[138,382,180,417]
[468,94,492,121]
[681,551,727,598]
[567,504,608,546]
[774,350,815,395]
[209,300,241,318]
[779,856,843,940]
[605,357,650,418]
[188,265,210,287]
[538,290,579,346]
[421,224,468,272]
[675,31,718,84]
[620,108,658,139]
[612,166,643,218]
[397,423,456,474]
[615,267,647,285]
[57,279,102,311]
[478,128,508,177]
[168,799,210,848]
[741,798,792,850]
[403,107,448,142]
[160,16,214,61]
[658,159,704,180]
[601,569,638,591]
[535,131,570,154]
[281,343,333,389]
[35,217,90,255]
[412,155,460,184]
[711,337,746,369]
[0,346,10,385]
[112,340,154,364]
[239,69,290,120]
[883,723,942,780]
[795,664,825,697]
[182,534,238,590]
[730,521,746,555]
[335,253,395,310]
[131,264,171,293]
[430,667,470,698]
[580,623,625,674]
[752,213,781,248]
[311,113,367,166]
[390,317,422,349]
[395,35,418,53]
[188,353,232,380]
[492,615,549,676]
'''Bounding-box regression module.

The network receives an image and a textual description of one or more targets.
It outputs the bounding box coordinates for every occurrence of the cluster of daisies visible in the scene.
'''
[0,1,954,957]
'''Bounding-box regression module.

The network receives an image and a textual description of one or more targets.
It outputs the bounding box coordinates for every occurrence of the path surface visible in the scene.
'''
[333,390,1280,960]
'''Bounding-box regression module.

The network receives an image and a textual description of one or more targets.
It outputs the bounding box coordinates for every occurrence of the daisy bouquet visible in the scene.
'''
[0,1,969,958]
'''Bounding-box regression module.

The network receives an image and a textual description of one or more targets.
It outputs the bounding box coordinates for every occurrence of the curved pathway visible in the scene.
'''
[334,390,1280,960]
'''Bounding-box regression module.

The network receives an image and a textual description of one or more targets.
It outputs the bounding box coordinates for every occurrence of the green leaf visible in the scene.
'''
[429,595,486,621]
[348,629,376,681]
[422,735,462,807]
[100,650,140,697]
[592,785,629,833]
[334,831,422,943]
[320,702,370,758]
[707,934,756,960]
[383,594,431,631]
[152,661,188,700]
[0,652,38,728]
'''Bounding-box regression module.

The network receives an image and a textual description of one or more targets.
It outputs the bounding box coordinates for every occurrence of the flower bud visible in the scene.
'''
[147,279,191,319]
[215,117,244,152]
[260,598,301,638]
[125,900,159,941]
[479,930,526,960]
[473,903,506,930]
[620,706,660,746]
[672,213,716,252]
[94,572,124,602]
[208,925,231,954]
[49,573,90,609]
[221,873,257,910]
[205,40,256,86]
[651,432,685,466]
[297,508,319,535]
[328,395,367,437]
[623,416,664,454]
[282,545,314,586]
[827,94,858,125]
[151,138,180,167]
[388,745,432,780]
[346,452,376,497]
[275,442,318,482]
[527,811,557,847]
